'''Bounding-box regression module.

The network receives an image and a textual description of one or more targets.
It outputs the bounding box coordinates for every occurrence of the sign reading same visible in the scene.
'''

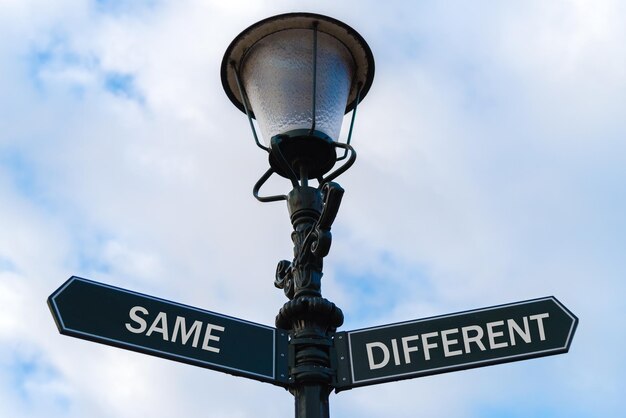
[48,277,289,386]
[49,277,577,390]
[334,297,577,390]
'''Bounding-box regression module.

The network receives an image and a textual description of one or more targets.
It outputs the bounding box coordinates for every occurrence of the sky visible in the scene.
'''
[1,0,625,417]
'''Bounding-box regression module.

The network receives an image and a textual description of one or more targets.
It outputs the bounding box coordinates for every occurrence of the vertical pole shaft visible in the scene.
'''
[300,165,309,188]
[295,385,330,418]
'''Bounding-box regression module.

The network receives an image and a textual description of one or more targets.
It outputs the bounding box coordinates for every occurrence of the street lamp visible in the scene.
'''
[46,12,579,418]
[221,12,374,418]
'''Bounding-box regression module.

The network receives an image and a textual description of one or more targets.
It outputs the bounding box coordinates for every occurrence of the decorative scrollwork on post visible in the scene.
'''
[275,259,294,299]
[274,182,344,300]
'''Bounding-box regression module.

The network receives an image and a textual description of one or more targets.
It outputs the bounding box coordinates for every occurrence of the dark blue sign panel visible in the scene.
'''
[334,297,577,390]
[48,276,289,386]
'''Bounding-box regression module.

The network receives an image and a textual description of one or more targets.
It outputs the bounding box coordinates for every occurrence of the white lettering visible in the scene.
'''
[146,312,169,341]
[391,339,401,366]
[357,312,550,368]
[401,335,420,364]
[530,313,549,341]
[172,316,203,347]
[125,308,225,354]
[201,324,225,353]
[462,325,486,353]
[421,332,439,361]
[366,342,390,370]
[441,328,463,357]
[507,317,531,346]
[125,306,148,334]
[487,320,508,349]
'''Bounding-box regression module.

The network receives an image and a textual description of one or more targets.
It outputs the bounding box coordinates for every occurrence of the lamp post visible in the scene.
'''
[47,11,578,416]
[221,12,375,418]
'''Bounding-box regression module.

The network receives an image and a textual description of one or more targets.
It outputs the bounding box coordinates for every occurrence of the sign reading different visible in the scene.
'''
[334,297,577,390]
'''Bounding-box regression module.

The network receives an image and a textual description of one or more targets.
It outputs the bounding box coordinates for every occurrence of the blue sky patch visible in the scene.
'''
[104,72,144,103]
[335,251,435,328]
[94,0,160,15]
[477,404,590,418]
[26,34,97,98]
[4,350,67,409]
[1,151,42,202]
[0,255,16,272]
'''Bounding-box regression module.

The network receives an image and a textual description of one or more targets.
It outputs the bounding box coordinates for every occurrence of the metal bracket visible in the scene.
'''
[320,142,356,185]
[230,61,269,152]
[337,82,363,162]
[253,168,288,203]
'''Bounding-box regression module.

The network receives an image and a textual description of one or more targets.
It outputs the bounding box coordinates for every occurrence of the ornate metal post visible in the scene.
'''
[275,180,345,418]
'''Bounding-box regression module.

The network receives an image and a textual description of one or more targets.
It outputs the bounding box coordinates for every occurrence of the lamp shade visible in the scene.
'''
[241,29,353,144]
[221,13,375,146]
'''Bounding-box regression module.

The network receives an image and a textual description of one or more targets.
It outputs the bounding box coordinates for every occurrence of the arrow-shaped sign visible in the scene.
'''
[334,297,577,390]
[48,276,289,386]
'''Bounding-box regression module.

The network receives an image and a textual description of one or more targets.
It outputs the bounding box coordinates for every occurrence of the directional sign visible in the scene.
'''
[334,297,577,390]
[48,276,289,386]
